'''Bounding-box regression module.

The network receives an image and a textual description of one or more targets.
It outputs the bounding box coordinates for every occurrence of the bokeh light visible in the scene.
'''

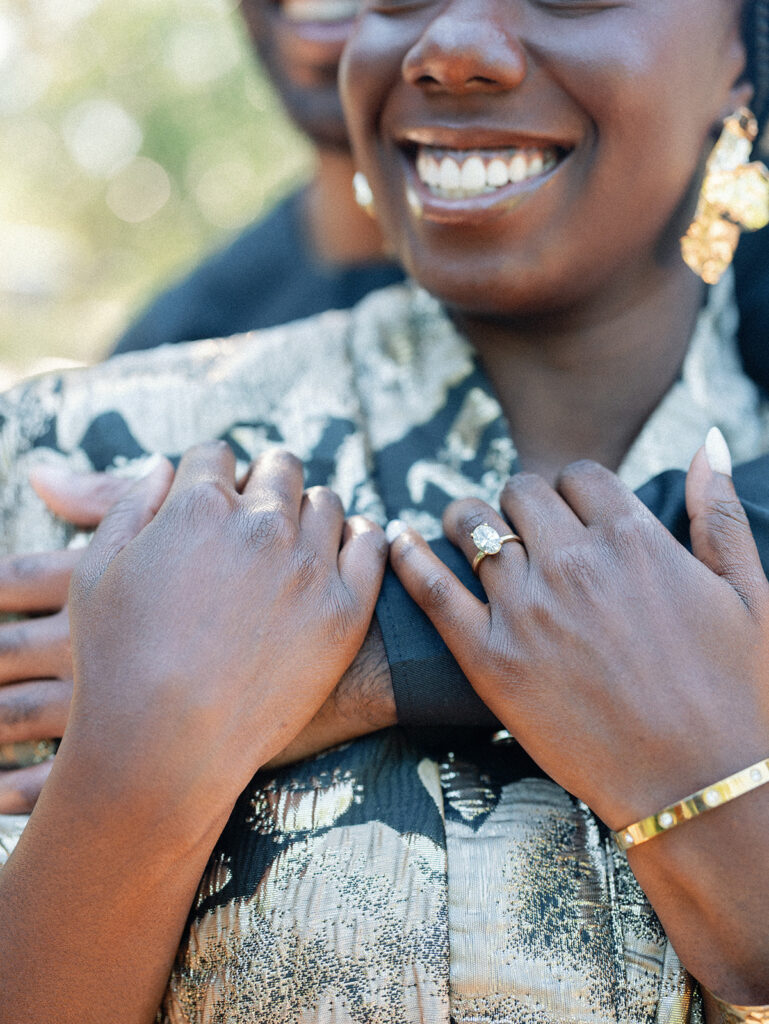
[0,0,312,382]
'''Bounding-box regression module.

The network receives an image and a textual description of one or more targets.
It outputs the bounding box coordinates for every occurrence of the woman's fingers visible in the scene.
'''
[0,759,54,815]
[301,487,346,561]
[0,549,81,613]
[0,610,71,685]
[442,498,527,585]
[337,516,388,605]
[241,449,305,522]
[167,441,235,498]
[500,471,585,552]
[555,459,654,529]
[686,433,767,611]
[28,465,138,529]
[0,679,71,743]
[389,526,489,652]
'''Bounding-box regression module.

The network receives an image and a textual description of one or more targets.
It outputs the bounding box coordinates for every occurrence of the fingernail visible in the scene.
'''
[705,426,732,477]
[385,519,408,544]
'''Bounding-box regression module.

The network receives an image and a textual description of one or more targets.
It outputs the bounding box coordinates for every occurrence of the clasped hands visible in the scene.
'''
[2,441,768,840]
[3,438,769,997]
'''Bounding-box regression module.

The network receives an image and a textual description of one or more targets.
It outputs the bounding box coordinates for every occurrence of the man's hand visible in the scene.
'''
[0,468,136,814]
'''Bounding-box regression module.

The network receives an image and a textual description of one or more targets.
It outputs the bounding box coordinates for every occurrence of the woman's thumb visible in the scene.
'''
[686,427,764,608]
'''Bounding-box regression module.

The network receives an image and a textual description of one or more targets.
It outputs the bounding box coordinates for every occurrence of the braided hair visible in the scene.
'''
[744,0,769,145]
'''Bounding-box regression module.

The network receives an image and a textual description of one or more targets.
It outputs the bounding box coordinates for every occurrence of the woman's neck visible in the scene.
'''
[454,265,708,486]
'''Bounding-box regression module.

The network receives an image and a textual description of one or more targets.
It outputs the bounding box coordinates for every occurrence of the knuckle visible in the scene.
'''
[244,505,295,552]
[419,571,454,614]
[0,553,45,587]
[305,486,344,515]
[502,471,543,501]
[706,497,749,535]
[69,562,99,605]
[484,631,520,678]
[0,692,39,731]
[548,543,600,589]
[174,479,233,524]
[0,622,28,662]
[605,509,658,552]
[260,448,303,476]
[450,499,496,537]
[558,458,604,486]
[192,439,231,459]
[322,589,358,649]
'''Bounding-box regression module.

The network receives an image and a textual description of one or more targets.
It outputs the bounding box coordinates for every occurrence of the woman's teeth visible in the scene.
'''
[415,145,558,198]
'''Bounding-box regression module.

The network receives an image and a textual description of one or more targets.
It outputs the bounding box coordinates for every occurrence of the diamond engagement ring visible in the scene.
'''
[471,523,524,573]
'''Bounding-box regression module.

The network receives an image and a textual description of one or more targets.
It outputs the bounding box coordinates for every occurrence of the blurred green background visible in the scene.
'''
[0,0,312,384]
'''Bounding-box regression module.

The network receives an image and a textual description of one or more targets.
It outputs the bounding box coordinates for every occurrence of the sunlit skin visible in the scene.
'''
[338,0,769,1004]
[0,0,768,1017]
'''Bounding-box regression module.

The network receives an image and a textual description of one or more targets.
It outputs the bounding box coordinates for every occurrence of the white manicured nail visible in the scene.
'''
[385,519,408,544]
[705,426,732,476]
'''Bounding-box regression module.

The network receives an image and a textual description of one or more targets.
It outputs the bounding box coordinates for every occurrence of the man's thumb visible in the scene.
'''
[29,459,163,528]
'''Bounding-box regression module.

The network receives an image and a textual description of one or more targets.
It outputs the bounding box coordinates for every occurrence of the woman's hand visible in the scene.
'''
[389,444,769,1002]
[65,442,388,831]
[0,461,395,812]
[0,443,387,1023]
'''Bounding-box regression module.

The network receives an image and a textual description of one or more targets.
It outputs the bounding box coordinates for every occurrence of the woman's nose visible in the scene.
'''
[402,1,527,94]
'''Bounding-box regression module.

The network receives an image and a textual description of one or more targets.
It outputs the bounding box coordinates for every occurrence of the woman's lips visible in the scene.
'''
[397,140,571,222]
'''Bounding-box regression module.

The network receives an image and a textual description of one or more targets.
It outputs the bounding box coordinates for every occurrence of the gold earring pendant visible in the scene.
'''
[681,108,769,284]
[352,171,376,219]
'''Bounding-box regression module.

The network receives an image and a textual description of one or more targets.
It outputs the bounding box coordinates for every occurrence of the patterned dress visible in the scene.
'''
[0,274,766,1023]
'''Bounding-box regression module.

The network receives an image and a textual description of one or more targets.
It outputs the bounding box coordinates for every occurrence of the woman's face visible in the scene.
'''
[340,0,750,317]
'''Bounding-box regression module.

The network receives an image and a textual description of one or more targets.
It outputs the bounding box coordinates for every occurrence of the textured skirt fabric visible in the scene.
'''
[160,731,698,1024]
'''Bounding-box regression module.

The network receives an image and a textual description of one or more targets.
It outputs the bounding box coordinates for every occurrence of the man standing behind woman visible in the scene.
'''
[112,0,403,353]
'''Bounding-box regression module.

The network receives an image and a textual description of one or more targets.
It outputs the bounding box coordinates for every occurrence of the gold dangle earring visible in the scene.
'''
[681,108,769,284]
[352,171,376,219]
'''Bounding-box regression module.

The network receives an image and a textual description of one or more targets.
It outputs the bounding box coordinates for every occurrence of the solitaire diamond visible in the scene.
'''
[703,788,723,808]
[658,811,675,830]
[472,523,502,554]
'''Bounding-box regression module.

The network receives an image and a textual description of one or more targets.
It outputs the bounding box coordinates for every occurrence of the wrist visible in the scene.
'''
[50,730,235,865]
[625,782,769,1003]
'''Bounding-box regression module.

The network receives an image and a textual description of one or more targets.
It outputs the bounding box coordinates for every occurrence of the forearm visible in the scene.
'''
[0,749,228,1024]
[627,783,769,1007]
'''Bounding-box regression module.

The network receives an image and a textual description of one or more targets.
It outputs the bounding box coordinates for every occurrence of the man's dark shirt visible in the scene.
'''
[113,189,404,354]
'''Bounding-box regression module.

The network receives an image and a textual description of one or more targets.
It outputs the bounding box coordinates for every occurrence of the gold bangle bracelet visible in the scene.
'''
[612,757,769,852]
[704,988,769,1023]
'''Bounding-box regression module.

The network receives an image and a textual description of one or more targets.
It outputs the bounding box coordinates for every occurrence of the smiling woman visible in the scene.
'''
[0,0,769,1022]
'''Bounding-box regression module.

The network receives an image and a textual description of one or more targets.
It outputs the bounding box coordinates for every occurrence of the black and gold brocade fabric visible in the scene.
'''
[0,277,764,1022]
